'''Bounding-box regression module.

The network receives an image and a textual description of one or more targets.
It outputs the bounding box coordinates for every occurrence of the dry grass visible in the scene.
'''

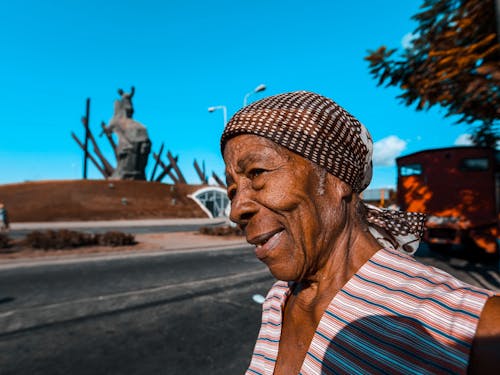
[0,180,208,222]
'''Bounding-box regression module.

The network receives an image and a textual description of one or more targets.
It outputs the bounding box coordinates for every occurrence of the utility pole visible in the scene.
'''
[82,98,90,179]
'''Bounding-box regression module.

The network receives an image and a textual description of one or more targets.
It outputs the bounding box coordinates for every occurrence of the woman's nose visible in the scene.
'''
[229,184,258,228]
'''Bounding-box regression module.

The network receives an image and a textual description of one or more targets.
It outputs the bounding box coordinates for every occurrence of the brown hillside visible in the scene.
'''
[0,180,209,222]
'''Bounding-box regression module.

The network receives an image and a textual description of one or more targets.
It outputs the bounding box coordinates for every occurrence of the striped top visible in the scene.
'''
[246,248,495,375]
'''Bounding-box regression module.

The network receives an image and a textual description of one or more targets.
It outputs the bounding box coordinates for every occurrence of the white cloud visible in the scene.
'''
[454,133,473,146]
[401,32,417,49]
[373,136,407,166]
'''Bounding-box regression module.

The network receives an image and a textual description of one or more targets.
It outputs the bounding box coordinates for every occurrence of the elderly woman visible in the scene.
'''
[221,91,499,375]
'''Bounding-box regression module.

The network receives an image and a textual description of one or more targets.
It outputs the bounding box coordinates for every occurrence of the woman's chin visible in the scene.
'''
[265,262,300,282]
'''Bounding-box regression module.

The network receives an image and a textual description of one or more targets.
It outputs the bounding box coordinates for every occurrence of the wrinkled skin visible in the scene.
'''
[224,135,382,374]
[224,134,348,282]
[223,134,499,375]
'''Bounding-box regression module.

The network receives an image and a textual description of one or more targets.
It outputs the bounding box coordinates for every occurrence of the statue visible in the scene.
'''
[103,87,152,180]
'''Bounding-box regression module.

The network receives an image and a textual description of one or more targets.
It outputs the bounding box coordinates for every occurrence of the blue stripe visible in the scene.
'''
[318,328,418,374]
[325,310,459,373]
[354,273,480,319]
[246,367,262,375]
[263,306,281,313]
[268,295,283,301]
[369,257,491,298]
[307,346,363,375]
[261,320,281,327]
[340,289,471,351]
[252,352,276,363]
[257,337,280,343]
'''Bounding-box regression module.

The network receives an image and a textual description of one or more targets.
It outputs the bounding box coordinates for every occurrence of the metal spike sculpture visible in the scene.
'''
[151,150,174,182]
[150,142,164,181]
[211,171,226,188]
[72,87,219,187]
[194,159,208,184]
[71,107,115,178]
[166,150,187,183]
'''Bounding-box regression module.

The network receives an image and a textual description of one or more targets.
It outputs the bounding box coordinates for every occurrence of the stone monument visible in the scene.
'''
[103,87,152,180]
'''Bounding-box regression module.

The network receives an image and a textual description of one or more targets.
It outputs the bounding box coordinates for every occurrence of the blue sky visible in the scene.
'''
[0,0,475,189]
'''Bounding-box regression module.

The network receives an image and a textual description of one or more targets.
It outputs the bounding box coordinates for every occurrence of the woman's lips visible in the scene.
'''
[254,230,283,260]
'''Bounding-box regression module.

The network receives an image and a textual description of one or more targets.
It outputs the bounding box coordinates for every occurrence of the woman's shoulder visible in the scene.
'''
[363,248,495,317]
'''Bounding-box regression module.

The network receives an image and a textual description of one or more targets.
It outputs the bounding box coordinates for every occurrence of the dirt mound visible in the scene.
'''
[0,180,208,222]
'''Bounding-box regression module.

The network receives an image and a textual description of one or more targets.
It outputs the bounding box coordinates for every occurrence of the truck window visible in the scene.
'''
[400,164,422,176]
[460,158,489,171]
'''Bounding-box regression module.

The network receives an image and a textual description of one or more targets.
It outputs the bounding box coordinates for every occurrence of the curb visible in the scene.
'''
[0,242,253,270]
[9,218,227,231]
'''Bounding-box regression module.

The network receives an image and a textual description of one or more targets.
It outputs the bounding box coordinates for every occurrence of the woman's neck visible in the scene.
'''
[293,219,381,315]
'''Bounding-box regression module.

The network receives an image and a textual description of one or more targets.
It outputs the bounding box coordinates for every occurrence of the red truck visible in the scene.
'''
[396,146,499,255]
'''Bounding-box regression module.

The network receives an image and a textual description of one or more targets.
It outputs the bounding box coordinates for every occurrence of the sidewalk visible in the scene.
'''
[9,217,227,230]
[1,218,251,269]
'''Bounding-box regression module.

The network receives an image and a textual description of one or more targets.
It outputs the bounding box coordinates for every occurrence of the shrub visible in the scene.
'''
[199,225,243,236]
[25,230,136,250]
[96,231,136,247]
[25,230,97,250]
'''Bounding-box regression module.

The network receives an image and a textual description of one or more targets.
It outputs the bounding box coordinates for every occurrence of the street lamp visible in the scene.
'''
[208,105,227,126]
[243,84,266,107]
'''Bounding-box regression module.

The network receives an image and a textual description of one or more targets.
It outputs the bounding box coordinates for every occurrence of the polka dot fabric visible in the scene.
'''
[221,91,372,193]
[221,91,426,254]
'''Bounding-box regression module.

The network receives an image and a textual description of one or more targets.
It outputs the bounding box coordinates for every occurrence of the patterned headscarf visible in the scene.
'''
[220,91,426,254]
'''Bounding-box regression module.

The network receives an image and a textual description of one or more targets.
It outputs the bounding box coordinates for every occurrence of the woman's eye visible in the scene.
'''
[248,169,265,179]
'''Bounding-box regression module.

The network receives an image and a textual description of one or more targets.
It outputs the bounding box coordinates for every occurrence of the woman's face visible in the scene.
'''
[224,134,346,281]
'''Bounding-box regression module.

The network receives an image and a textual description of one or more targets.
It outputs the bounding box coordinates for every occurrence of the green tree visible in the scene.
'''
[365,0,499,147]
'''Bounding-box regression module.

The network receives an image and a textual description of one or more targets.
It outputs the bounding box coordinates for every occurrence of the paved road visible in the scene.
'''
[0,246,274,375]
[415,243,500,291]
[0,242,498,375]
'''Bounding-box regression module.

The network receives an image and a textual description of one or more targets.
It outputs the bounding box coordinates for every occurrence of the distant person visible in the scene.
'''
[0,203,9,232]
[221,91,499,374]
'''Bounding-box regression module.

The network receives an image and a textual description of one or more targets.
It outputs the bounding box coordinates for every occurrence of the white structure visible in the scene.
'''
[189,186,230,218]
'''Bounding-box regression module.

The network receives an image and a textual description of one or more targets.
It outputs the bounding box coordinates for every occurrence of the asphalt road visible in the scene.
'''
[0,243,498,375]
[415,243,500,291]
[0,246,275,375]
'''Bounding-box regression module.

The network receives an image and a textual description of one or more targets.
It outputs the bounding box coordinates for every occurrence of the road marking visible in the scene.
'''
[449,259,468,267]
[487,270,500,285]
[0,311,13,318]
[0,268,273,335]
[2,268,270,315]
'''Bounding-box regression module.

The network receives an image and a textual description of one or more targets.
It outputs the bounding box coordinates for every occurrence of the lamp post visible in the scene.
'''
[243,84,266,107]
[208,105,227,126]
